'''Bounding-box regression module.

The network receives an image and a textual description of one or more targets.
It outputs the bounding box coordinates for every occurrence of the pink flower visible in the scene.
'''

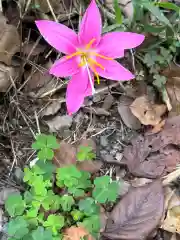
[35,0,144,115]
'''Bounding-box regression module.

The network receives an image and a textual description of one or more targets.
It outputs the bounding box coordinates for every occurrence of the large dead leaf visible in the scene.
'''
[0,13,20,65]
[53,139,102,174]
[164,63,180,117]
[0,63,18,92]
[130,95,167,126]
[123,115,180,178]
[161,189,180,234]
[64,226,94,240]
[103,181,164,240]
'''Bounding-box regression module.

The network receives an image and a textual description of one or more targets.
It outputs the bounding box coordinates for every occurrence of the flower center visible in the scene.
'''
[66,38,113,84]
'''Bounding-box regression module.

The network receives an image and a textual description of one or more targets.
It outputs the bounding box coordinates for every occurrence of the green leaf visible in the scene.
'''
[35,161,55,181]
[93,176,119,203]
[71,210,84,221]
[114,0,122,24]
[6,216,29,239]
[43,215,64,235]
[142,1,172,27]
[38,148,54,160]
[32,227,53,240]
[24,191,33,205]
[156,2,180,13]
[56,165,82,188]
[5,194,25,217]
[77,146,95,162]
[32,134,47,150]
[32,175,49,196]
[60,195,75,211]
[80,215,100,238]
[68,188,85,197]
[46,135,59,149]
[143,24,165,33]
[42,191,61,211]
[78,198,100,216]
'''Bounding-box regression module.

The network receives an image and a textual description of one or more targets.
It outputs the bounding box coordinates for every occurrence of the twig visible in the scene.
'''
[46,0,58,22]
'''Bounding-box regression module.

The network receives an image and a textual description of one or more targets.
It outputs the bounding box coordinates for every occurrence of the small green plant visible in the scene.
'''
[4,134,120,240]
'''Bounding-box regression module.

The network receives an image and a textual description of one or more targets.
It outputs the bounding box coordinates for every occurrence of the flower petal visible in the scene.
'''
[94,58,134,81]
[97,32,145,58]
[79,0,102,46]
[66,69,91,114]
[35,20,79,54]
[49,56,79,77]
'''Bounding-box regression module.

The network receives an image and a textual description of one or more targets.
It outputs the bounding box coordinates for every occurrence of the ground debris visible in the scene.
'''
[123,115,180,178]
[103,181,164,240]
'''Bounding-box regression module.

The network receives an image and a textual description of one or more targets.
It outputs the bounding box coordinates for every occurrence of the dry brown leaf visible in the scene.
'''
[123,115,180,178]
[0,13,20,65]
[64,226,94,240]
[164,63,180,117]
[118,95,141,130]
[151,120,165,133]
[103,181,164,240]
[0,63,18,92]
[130,95,167,126]
[24,62,64,98]
[161,189,180,234]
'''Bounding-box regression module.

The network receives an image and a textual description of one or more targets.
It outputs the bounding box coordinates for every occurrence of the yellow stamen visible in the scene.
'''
[78,56,86,67]
[85,38,96,50]
[92,52,113,60]
[66,51,82,59]
[88,58,105,70]
[90,65,100,85]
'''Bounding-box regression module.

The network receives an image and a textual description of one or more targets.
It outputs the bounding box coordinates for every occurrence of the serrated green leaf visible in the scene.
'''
[38,148,54,161]
[114,0,122,24]
[6,216,29,239]
[32,227,53,240]
[78,198,99,216]
[43,215,64,235]
[60,195,75,211]
[93,176,119,203]
[5,194,25,217]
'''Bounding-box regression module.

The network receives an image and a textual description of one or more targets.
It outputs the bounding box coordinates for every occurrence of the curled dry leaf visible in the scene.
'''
[53,139,102,174]
[123,115,180,178]
[0,13,20,65]
[103,181,164,240]
[0,63,18,92]
[64,226,94,240]
[118,95,141,130]
[130,95,167,126]
[161,189,180,234]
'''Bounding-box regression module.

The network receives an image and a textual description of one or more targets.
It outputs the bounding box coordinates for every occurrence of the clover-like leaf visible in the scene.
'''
[46,135,59,149]
[6,216,29,239]
[42,190,61,211]
[60,195,75,211]
[32,134,47,150]
[32,227,53,240]
[76,146,95,162]
[68,188,85,197]
[43,215,64,236]
[80,215,100,238]
[38,148,54,161]
[71,210,84,221]
[92,176,119,203]
[78,198,100,216]
[5,193,25,217]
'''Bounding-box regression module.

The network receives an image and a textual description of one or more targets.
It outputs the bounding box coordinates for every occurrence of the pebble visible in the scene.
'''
[46,115,73,132]
[115,152,123,162]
